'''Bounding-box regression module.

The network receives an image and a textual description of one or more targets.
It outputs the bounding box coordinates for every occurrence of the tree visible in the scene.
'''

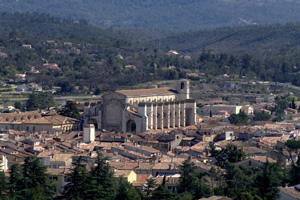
[0,170,8,199]
[88,152,116,200]
[224,163,253,198]
[290,98,297,109]
[178,157,197,193]
[241,54,252,70]
[21,157,56,199]
[144,177,156,196]
[235,192,254,200]
[177,193,193,200]
[289,158,300,186]
[253,111,271,121]
[229,111,248,125]
[210,143,245,168]
[59,100,80,119]
[284,140,300,185]
[226,144,246,163]
[284,140,300,165]
[59,81,74,94]
[193,180,212,199]
[14,101,24,111]
[255,162,282,200]
[235,192,263,200]
[94,87,101,95]
[152,176,177,200]
[63,157,91,200]
[24,186,49,200]
[6,157,56,200]
[209,167,224,194]
[274,99,289,119]
[114,177,141,200]
[26,92,55,111]
[9,164,23,199]
[178,157,211,198]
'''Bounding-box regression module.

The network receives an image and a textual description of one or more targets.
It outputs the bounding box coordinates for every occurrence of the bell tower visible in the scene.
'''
[176,79,190,100]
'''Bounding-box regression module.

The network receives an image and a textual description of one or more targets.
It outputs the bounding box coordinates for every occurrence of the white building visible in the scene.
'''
[84,80,196,134]
[200,104,243,116]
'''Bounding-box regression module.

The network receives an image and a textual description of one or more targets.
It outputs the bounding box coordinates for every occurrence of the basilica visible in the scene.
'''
[84,79,196,134]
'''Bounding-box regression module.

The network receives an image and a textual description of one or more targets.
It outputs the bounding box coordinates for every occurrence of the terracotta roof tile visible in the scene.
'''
[251,156,276,163]
[114,169,133,178]
[0,111,41,124]
[23,115,79,125]
[132,174,152,187]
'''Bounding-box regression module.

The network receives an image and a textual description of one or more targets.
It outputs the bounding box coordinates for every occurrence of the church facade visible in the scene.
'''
[84,79,196,134]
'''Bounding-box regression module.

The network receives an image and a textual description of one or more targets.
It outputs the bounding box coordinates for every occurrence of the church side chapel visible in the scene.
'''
[84,79,196,134]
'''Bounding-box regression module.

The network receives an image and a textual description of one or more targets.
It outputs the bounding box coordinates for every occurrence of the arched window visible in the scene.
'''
[181,82,184,89]
[126,120,136,133]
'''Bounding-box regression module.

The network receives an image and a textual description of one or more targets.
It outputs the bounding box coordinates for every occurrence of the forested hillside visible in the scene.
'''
[2,13,300,95]
[0,13,132,46]
[1,0,300,30]
[160,23,300,55]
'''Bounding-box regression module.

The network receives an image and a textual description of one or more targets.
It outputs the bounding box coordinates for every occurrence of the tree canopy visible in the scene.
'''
[59,100,80,119]
[26,92,55,111]
[210,143,245,168]
[253,111,271,121]
[0,157,56,200]
[229,111,248,125]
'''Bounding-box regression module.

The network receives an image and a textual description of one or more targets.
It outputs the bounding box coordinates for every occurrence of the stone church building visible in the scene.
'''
[84,79,196,134]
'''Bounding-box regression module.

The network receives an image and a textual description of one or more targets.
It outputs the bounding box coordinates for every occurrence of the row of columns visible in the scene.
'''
[138,101,190,132]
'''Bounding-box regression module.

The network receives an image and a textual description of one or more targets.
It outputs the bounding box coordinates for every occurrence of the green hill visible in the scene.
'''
[160,23,300,55]
[0,12,132,46]
[2,13,300,94]
[1,0,300,30]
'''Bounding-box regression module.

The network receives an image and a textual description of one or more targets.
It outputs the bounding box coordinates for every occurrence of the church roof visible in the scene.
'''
[116,87,176,97]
